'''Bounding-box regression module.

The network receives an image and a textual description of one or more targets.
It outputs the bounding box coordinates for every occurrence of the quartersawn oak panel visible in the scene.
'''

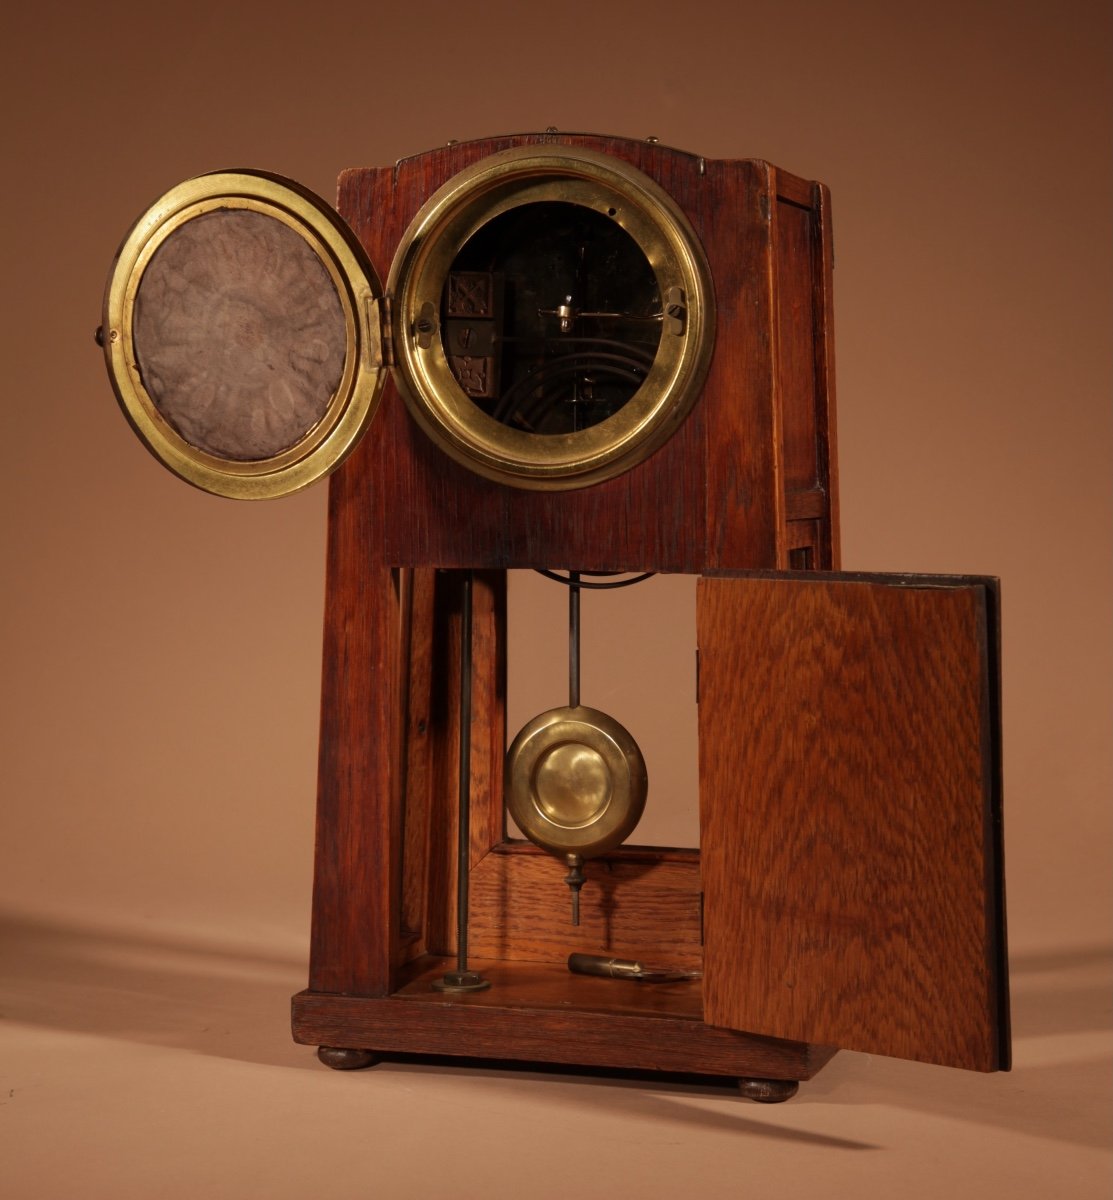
[308,551,403,995]
[697,572,1008,1071]
[467,845,703,970]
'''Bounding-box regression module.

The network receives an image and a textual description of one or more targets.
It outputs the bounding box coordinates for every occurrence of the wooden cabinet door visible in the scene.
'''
[697,572,1009,1071]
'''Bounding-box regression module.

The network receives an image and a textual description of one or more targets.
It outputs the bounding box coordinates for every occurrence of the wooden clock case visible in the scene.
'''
[288,133,1010,1095]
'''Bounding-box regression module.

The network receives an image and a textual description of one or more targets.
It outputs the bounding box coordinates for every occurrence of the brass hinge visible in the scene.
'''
[364,293,393,370]
[380,294,395,366]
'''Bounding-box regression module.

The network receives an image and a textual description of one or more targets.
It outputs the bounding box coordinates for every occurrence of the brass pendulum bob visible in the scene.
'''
[505,571,648,925]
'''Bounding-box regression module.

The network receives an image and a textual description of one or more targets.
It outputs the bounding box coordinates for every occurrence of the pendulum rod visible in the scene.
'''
[569,569,581,708]
[433,570,490,993]
[564,570,586,926]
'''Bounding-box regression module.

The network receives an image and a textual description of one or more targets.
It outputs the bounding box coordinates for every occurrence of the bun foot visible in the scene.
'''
[317,1046,380,1071]
[738,1077,799,1103]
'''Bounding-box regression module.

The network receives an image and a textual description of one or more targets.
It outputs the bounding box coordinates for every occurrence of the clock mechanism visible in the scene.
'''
[440,201,664,433]
[98,131,1009,1100]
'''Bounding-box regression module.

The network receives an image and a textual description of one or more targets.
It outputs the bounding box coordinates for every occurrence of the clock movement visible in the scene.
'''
[99,131,1009,1100]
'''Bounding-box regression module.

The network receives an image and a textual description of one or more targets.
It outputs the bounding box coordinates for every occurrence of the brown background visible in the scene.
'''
[1,1,1109,1196]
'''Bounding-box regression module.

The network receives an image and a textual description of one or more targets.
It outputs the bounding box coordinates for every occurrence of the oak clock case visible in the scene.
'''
[99,132,1009,1102]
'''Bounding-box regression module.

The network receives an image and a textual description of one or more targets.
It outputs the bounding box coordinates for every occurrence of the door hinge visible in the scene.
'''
[380,294,395,366]
[364,293,395,370]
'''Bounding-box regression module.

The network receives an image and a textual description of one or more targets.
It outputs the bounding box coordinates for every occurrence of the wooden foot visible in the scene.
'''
[738,1077,799,1103]
[317,1046,380,1071]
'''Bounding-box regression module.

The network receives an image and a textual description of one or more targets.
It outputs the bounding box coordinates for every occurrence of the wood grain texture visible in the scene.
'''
[697,574,1007,1070]
[771,169,838,569]
[302,136,852,1083]
[398,568,435,950]
[332,133,838,573]
[395,570,507,961]
[810,182,840,568]
[341,137,708,572]
[308,549,403,995]
[395,956,704,1021]
[292,960,837,1079]
[775,198,820,492]
[467,844,703,970]
[700,159,782,568]
[468,572,508,861]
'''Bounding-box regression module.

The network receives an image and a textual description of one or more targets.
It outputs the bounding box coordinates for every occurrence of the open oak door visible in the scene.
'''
[698,572,1009,1071]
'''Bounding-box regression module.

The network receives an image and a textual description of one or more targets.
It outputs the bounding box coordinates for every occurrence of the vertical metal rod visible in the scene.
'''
[569,570,581,709]
[432,570,489,992]
[455,569,473,971]
[567,569,584,926]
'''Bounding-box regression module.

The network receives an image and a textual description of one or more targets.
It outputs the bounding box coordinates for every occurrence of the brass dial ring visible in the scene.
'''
[388,145,715,490]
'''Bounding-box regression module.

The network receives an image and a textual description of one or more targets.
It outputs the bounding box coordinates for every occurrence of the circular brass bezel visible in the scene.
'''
[101,171,386,500]
[388,147,715,490]
[505,704,648,858]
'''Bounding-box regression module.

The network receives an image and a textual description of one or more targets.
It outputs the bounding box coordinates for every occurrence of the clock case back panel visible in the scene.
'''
[294,134,1007,1083]
[303,135,835,1004]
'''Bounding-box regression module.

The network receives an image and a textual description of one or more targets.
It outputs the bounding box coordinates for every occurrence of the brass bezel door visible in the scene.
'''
[101,171,387,500]
[388,147,716,491]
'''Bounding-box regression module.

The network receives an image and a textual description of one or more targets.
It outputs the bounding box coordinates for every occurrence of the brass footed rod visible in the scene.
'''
[567,571,582,925]
[433,570,490,993]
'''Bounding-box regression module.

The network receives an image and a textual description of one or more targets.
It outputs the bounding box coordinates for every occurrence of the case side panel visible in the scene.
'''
[813,182,840,568]
[308,486,404,996]
[468,570,508,861]
[391,568,508,963]
[398,568,436,957]
[702,160,782,569]
[772,172,838,570]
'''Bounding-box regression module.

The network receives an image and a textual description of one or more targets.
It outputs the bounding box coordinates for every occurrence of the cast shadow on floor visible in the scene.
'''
[2,910,1109,1150]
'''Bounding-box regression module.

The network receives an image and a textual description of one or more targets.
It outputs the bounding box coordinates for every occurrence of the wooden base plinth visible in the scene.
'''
[292,958,835,1085]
